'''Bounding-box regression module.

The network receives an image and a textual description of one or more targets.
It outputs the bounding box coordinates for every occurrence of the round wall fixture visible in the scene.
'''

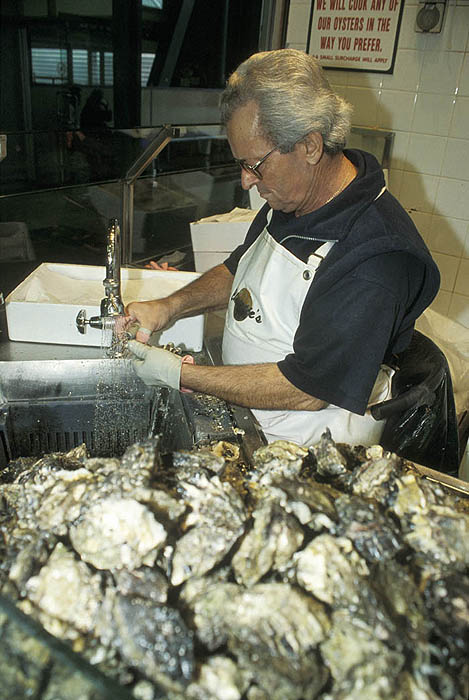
[416,4,441,31]
[415,1,448,33]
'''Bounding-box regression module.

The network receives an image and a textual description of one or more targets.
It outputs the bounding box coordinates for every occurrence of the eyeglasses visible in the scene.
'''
[234,147,277,180]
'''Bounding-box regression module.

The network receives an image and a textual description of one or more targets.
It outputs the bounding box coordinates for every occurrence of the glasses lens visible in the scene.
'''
[238,161,262,179]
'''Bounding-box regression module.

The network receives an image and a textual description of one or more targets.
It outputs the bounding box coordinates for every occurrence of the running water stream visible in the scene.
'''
[91,318,147,457]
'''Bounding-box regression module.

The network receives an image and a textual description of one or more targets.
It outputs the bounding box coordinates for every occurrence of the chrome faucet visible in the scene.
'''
[76,218,125,334]
[76,125,173,335]
[102,217,124,317]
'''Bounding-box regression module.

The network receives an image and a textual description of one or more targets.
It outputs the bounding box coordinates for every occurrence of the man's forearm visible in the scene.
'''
[125,264,234,342]
[180,361,327,411]
[166,264,234,320]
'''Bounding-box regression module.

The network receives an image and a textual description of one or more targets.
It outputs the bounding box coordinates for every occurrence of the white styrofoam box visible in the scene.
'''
[5,263,204,351]
[0,222,35,262]
[190,218,254,253]
[193,251,229,274]
[190,209,256,273]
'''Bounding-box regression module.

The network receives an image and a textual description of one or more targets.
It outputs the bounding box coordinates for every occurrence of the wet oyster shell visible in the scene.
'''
[22,542,102,641]
[320,608,406,699]
[249,441,308,485]
[334,494,403,563]
[171,475,246,586]
[309,430,350,480]
[232,500,304,586]
[70,497,166,570]
[185,655,251,700]
[96,588,194,691]
[267,477,338,529]
[187,581,330,700]
[1,430,469,698]
[113,566,169,604]
[292,533,369,607]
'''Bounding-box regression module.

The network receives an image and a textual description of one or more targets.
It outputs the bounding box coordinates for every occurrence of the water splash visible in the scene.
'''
[91,318,147,457]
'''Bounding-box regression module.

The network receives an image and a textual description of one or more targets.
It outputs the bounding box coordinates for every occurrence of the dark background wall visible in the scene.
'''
[0,0,266,134]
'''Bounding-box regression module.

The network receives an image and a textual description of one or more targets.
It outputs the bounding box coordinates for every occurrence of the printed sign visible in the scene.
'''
[307,0,404,72]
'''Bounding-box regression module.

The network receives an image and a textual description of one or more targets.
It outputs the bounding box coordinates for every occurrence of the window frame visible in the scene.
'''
[30,45,156,88]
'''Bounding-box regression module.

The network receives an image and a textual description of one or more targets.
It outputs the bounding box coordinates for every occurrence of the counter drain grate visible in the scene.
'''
[1,397,152,464]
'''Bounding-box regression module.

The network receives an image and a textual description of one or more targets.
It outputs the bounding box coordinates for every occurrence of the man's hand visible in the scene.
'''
[128,340,182,389]
[125,299,172,343]
[145,261,178,271]
[124,264,234,342]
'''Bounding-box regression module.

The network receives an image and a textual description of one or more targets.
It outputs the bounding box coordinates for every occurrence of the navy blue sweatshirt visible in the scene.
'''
[224,149,440,415]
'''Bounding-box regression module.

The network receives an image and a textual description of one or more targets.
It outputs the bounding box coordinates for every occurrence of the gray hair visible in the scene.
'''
[220,49,353,155]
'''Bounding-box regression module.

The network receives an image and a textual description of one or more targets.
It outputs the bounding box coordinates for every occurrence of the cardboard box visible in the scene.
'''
[6,263,204,351]
[190,208,257,273]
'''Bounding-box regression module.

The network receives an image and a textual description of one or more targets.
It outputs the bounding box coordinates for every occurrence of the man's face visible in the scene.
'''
[226,100,315,215]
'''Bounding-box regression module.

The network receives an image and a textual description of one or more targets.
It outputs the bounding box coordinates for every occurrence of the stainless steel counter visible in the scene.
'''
[0,339,105,362]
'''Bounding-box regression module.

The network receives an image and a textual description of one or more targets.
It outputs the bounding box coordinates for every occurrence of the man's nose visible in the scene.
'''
[240,168,259,190]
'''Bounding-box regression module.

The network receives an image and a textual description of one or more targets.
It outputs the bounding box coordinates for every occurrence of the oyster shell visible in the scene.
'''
[309,430,350,480]
[291,533,369,607]
[22,542,102,641]
[113,566,169,604]
[320,608,406,700]
[349,447,402,504]
[334,494,402,563]
[170,474,246,586]
[187,581,330,700]
[248,441,308,485]
[96,589,194,692]
[185,655,251,700]
[0,431,468,698]
[232,500,304,586]
[70,497,166,570]
[267,477,338,529]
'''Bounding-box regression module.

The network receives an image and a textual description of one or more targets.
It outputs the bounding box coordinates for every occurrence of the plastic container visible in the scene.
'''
[5,263,204,350]
[190,208,255,273]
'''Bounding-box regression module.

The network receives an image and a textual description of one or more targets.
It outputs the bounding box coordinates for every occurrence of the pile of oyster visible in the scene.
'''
[1,431,469,700]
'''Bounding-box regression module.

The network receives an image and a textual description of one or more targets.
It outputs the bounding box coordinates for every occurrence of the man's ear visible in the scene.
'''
[302,131,324,165]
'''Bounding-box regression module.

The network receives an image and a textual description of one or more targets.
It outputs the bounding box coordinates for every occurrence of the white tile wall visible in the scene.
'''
[412,93,454,136]
[432,252,460,291]
[441,138,469,180]
[286,0,469,328]
[450,96,469,137]
[408,210,432,242]
[427,214,467,256]
[459,56,469,94]
[455,258,469,295]
[419,51,463,94]
[458,224,469,254]
[435,179,469,220]
[407,134,446,177]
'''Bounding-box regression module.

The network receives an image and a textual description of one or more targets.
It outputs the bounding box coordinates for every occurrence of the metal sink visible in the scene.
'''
[0,349,265,468]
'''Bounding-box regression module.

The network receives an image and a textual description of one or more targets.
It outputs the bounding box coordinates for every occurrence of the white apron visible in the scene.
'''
[222,222,393,447]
